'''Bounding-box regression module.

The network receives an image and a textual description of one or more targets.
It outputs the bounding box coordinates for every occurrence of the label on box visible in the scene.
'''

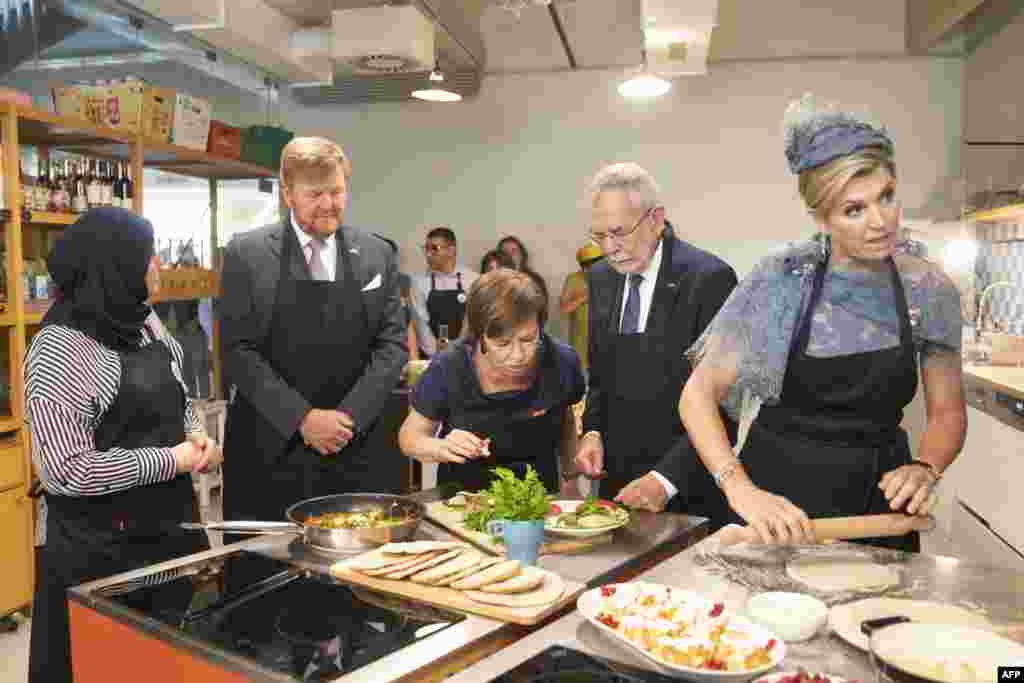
[171,93,211,151]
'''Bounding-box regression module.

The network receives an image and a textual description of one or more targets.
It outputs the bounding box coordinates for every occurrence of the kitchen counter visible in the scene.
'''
[445,529,1024,682]
[66,490,709,683]
[965,364,1024,402]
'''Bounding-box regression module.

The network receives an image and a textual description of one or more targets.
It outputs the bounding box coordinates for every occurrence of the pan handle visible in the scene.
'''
[180,521,303,535]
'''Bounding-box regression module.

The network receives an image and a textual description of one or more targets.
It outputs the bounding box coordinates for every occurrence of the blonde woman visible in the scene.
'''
[679,95,966,550]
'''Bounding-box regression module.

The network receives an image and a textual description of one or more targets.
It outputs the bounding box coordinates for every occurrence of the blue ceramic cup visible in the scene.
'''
[486,519,544,566]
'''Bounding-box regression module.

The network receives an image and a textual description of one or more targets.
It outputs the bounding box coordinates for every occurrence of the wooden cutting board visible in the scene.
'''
[424,501,613,556]
[330,551,584,625]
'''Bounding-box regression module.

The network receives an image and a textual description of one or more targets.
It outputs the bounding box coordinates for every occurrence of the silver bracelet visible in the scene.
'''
[910,459,942,483]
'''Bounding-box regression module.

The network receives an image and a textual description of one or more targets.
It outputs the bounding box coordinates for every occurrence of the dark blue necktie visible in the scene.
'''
[620,274,644,334]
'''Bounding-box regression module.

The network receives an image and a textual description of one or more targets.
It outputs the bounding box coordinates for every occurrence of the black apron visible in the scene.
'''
[30,340,205,683]
[435,337,564,494]
[740,256,920,551]
[223,226,396,528]
[426,271,465,346]
[597,238,724,518]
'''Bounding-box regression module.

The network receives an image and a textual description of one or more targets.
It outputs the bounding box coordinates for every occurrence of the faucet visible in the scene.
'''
[977,281,1014,333]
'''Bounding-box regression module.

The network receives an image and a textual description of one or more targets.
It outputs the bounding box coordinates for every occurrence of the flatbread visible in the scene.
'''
[463,571,564,607]
[380,541,464,555]
[410,551,485,585]
[349,551,424,573]
[478,566,545,594]
[361,551,442,576]
[450,559,521,591]
[382,548,465,580]
[786,557,900,592]
[435,556,504,587]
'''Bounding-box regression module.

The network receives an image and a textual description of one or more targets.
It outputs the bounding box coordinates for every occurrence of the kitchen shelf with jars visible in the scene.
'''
[0,101,276,622]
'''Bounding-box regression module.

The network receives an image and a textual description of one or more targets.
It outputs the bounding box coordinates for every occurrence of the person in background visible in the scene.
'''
[573,163,738,516]
[498,235,531,271]
[218,136,408,524]
[399,269,586,496]
[410,227,478,357]
[480,248,516,274]
[679,95,965,549]
[26,208,221,683]
[559,242,604,373]
[398,271,420,361]
[499,234,549,302]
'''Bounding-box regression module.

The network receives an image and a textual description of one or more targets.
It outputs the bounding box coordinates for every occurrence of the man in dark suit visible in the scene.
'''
[218,137,407,523]
[574,162,737,517]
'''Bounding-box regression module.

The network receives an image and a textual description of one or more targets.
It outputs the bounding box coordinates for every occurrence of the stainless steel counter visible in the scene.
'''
[445,529,1024,682]
[68,490,709,683]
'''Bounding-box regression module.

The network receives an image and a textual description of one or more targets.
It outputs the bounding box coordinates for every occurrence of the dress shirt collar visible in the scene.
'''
[290,211,337,252]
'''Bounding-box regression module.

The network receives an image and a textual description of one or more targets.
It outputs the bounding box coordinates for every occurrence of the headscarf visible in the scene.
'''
[783,93,893,174]
[43,208,155,350]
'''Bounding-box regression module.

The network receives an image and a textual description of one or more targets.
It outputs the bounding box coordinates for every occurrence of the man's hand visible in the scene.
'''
[614,472,669,512]
[301,409,355,456]
[574,432,605,479]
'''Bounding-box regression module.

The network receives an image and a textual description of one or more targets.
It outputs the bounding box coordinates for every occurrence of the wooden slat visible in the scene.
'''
[968,203,1024,224]
[26,210,77,226]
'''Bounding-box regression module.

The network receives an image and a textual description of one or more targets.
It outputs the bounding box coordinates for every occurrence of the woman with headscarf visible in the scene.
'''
[27,208,221,683]
[679,95,966,550]
[480,248,516,274]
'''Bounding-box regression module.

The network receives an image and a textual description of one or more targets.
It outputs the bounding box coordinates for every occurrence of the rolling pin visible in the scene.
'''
[717,513,935,546]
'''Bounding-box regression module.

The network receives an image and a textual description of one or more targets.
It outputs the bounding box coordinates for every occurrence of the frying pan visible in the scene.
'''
[181,493,425,554]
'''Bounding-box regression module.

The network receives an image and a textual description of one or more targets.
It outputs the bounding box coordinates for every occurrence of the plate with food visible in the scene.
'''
[754,671,846,683]
[578,581,785,681]
[545,498,630,537]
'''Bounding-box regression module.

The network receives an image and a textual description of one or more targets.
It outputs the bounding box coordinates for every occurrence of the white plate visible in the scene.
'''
[755,673,847,683]
[829,598,993,651]
[544,500,629,538]
[870,623,1024,683]
[577,581,786,682]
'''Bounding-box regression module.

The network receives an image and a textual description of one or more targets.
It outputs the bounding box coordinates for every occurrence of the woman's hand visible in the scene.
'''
[725,482,815,545]
[188,433,223,473]
[879,464,939,515]
[172,439,209,474]
[432,430,490,464]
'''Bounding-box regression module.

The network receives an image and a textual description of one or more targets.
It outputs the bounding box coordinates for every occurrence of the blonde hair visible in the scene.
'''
[279,136,352,188]
[586,162,661,211]
[798,146,895,217]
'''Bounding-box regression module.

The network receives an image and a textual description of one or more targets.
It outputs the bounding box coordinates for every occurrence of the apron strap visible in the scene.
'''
[886,257,914,348]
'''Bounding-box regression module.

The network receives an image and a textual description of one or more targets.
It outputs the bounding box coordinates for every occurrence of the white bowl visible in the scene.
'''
[746,591,828,642]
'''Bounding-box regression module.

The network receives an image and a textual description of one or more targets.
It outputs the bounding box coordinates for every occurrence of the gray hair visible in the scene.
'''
[585,162,662,211]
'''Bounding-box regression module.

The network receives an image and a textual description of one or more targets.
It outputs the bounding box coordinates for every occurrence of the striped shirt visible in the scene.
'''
[26,312,202,497]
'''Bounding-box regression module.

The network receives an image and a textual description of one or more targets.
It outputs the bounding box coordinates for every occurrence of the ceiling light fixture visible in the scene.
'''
[618,50,671,99]
[411,61,463,102]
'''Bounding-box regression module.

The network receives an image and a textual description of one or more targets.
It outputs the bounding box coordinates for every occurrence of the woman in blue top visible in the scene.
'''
[399,269,586,497]
[679,94,966,550]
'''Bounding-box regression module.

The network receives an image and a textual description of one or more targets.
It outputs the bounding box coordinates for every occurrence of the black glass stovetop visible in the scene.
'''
[490,645,681,683]
[97,549,465,682]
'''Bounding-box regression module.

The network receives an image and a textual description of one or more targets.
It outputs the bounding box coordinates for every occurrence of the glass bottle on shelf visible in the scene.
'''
[112,162,124,208]
[86,159,102,209]
[71,160,87,213]
[121,163,133,209]
[101,161,114,207]
[33,159,49,212]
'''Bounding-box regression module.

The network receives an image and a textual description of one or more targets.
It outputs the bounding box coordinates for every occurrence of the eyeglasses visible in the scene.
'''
[589,207,652,245]
[487,336,543,364]
[423,243,450,254]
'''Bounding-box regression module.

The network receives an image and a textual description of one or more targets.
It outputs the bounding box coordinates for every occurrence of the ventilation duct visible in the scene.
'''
[331,6,435,75]
[642,0,718,77]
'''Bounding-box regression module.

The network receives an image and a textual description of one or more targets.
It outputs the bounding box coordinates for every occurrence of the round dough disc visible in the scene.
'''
[786,557,900,593]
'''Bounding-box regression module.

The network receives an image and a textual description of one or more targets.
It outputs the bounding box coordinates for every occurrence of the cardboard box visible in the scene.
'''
[92,81,176,142]
[51,84,93,120]
[170,93,211,151]
[206,120,242,159]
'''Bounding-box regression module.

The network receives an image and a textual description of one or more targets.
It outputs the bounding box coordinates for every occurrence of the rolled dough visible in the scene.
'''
[786,557,900,592]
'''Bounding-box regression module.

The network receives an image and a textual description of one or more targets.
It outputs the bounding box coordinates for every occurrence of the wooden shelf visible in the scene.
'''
[0,301,12,327]
[0,416,19,434]
[5,104,276,181]
[967,203,1024,224]
[152,268,219,302]
[26,211,77,226]
[25,301,53,325]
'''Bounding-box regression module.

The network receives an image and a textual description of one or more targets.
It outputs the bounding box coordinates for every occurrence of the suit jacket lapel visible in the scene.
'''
[645,228,685,340]
[339,226,367,287]
[270,221,313,281]
[605,270,626,334]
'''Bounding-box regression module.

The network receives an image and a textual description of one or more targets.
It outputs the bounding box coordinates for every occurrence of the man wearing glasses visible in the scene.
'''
[573,162,738,517]
[410,227,479,358]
